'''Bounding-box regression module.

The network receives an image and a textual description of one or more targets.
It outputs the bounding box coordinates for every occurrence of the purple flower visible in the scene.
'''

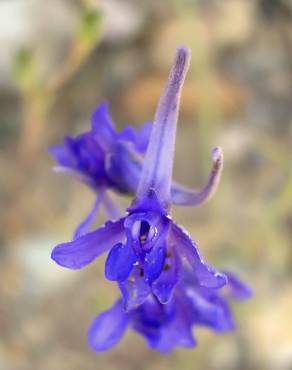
[51,46,227,309]
[49,102,152,233]
[49,101,152,193]
[87,271,251,353]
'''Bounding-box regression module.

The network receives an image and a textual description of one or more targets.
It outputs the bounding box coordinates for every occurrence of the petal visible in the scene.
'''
[171,147,223,206]
[152,251,181,304]
[118,122,152,153]
[144,240,166,284]
[88,300,129,352]
[75,133,105,175]
[151,295,196,352]
[224,271,252,301]
[91,101,116,150]
[136,47,191,207]
[119,268,151,311]
[105,142,141,194]
[131,296,174,347]
[170,221,227,289]
[51,218,125,269]
[73,192,104,239]
[134,122,152,153]
[118,126,137,144]
[153,317,196,353]
[50,133,106,189]
[105,242,138,281]
[133,295,174,328]
[188,289,235,332]
[48,141,76,168]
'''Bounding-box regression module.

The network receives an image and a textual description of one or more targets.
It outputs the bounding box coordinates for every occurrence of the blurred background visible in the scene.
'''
[1,0,292,369]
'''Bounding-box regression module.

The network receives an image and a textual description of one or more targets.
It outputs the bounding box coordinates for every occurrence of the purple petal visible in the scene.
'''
[105,142,141,194]
[73,192,104,239]
[119,268,151,311]
[50,132,106,190]
[91,102,116,150]
[118,122,152,154]
[171,147,224,206]
[188,289,235,332]
[224,271,253,301]
[144,240,166,284]
[152,296,196,352]
[48,141,76,168]
[134,122,152,153]
[152,251,181,304]
[51,218,125,269]
[136,47,191,207]
[49,135,85,169]
[153,320,196,353]
[88,300,129,352]
[131,296,174,349]
[105,242,138,281]
[170,221,227,289]
[118,126,137,144]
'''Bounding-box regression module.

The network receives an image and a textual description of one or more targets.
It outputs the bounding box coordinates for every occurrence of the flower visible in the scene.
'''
[49,101,152,194]
[51,46,227,310]
[49,102,152,235]
[87,271,251,353]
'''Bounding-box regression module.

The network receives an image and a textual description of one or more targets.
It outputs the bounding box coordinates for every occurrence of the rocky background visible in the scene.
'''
[1,0,292,369]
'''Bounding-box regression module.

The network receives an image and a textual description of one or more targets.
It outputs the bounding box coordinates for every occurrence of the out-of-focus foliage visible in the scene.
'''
[1,0,292,369]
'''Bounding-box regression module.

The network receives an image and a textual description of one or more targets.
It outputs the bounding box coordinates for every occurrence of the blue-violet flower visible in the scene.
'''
[88,270,251,352]
[52,46,227,310]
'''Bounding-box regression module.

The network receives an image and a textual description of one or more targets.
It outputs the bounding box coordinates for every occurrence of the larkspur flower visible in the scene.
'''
[87,270,251,353]
[52,46,227,310]
[49,102,152,235]
[49,104,223,236]
[49,101,152,194]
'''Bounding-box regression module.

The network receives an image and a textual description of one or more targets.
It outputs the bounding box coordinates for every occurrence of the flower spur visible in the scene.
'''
[51,46,227,310]
[87,270,251,353]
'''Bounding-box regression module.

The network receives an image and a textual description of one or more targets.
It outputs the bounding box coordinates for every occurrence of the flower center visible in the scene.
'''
[131,219,157,246]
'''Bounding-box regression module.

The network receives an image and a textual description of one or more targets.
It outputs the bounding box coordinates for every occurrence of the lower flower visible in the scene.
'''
[88,270,251,353]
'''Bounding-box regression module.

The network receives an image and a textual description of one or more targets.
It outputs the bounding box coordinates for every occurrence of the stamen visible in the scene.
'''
[140,235,148,244]
[131,219,157,245]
